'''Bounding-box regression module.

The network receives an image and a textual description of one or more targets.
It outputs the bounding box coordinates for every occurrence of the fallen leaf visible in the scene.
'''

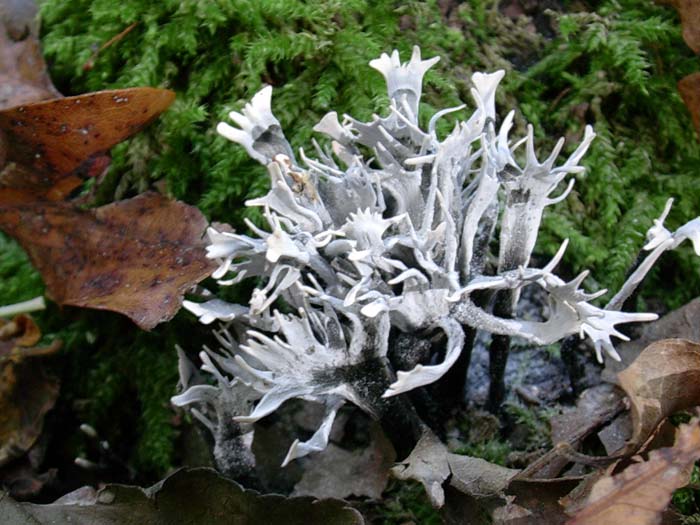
[522,384,626,479]
[597,413,633,456]
[292,422,395,500]
[0,193,216,329]
[679,73,700,137]
[550,384,627,447]
[391,431,451,507]
[443,456,545,524]
[0,315,60,467]
[448,454,518,500]
[0,458,56,500]
[0,467,365,524]
[660,0,700,53]
[0,4,59,110]
[393,430,519,509]
[617,339,700,454]
[566,418,700,525]
[494,478,581,525]
[0,1,175,202]
[0,0,199,331]
[603,298,700,381]
[0,88,175,202]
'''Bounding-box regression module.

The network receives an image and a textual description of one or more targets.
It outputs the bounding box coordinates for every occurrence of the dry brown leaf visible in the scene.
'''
[566,418,700,525]
[532,385,627,478]
[0,88,175,201]
[391,431,451,507]
[0,6,59,110]
[512,385,626,481]
[660,0,700,53]
[292,423,395,500]
[679,73,700,137]
[617,339,700,454]
[0,315,60,467]
[0,192,216,329]
[395,430,519,513]
[603,298,700,381]
[497,478,582,525]
[597,413,633,456]
[0,0,203,331]
[0,1,174,203]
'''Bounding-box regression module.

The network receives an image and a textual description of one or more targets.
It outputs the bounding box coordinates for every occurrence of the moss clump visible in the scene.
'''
[517,1,700,308]
[44,314,173,478]
[0,234,44,304]
[360,479,443,525]
[47,310,218,480]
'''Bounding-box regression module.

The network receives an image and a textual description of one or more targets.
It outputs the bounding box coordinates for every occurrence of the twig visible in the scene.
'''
[83,22,138,71]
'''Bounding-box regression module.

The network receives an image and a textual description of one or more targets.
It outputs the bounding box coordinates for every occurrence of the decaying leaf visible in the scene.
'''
[442,455,540,524]
[523,384,626,479]
[492,478,582,525]
[292,423,395,500]
[391,431,451,507]
[617,339,700,454]
[0,1,175,202]
[679,73,700,138]
[0,4,59,110]
[0,6,201,329]
[0,193,215,330]
[660,0,700,53]
[597,413,633,456]
[0,315,60,467]
[0,467,365,525]
[393,431,518,509]
[449,454,518,501]
[0,88,176,202]
[567,418,700,525]
[603,297,700,381]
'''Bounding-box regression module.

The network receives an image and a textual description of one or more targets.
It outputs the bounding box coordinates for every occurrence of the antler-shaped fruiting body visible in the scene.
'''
[175,46,700,470]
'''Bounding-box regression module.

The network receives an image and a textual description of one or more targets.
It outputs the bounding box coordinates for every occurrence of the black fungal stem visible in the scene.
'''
[486,290,513,413]
[352,357,425,459]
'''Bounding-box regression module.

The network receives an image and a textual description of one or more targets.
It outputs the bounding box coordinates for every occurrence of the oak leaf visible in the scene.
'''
[679,73,700,137]
[0,315,60,468]
[0,193,216,330]
[567,418,700,525]
[0,467,365,524]
[617,339,700,454]
[0,88,176,202]
[660,0,700,54]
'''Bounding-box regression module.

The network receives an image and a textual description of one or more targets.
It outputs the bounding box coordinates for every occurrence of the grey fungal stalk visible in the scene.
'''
[174,47,700,479]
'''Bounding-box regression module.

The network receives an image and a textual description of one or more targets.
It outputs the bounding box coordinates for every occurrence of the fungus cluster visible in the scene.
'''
[173,47,700,478]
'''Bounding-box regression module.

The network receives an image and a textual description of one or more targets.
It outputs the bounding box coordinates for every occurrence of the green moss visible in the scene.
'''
[455,438,512,466]
[517,1,700,306]
[45,310,213,479]
[0,234,44,304]
[364,480,443,525]
[674,465,700,516]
